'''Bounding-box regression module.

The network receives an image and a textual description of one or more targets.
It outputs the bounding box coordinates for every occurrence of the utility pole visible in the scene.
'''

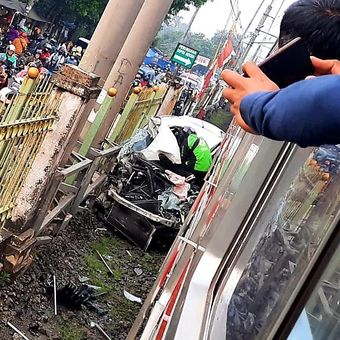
[181,6,200,44]
[236,0,277,70]
[89,0,176,149]
[238,4,273,66]
[233,0,266,70]
[251,0,286,62]
[79,0,145,82]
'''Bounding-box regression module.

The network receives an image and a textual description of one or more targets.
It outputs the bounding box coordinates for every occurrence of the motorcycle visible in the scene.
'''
[0,75,22,104]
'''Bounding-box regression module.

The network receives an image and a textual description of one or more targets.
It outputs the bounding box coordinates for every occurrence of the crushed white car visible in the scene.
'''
[96,116,225,250]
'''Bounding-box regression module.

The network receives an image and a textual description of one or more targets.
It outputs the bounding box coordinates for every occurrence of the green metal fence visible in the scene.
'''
[0,75,59,226]
[109,86,168,144]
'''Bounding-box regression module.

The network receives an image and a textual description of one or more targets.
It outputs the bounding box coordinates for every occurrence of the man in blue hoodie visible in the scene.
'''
[222,57,340,147]
[222,0,340,147]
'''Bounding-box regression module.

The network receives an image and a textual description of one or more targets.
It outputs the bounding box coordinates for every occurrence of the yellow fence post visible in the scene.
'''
[107,86,167,144]
[0,69,58,227]
[79,88,117,157]
[107,89,140,144]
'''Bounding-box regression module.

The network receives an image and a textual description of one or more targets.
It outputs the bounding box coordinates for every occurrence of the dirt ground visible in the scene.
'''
[0,211,165,340]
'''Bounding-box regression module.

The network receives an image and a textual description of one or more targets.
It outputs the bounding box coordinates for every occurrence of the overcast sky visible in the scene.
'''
[180,0,297,38]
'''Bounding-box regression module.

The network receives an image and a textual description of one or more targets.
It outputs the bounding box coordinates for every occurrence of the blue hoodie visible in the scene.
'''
[240,75,340,147]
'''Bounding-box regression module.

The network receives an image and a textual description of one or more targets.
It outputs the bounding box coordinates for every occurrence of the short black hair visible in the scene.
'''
[279,0,340,59]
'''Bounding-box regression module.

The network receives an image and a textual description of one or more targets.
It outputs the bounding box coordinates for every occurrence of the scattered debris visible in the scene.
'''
[7,322,30,340]
[86,301,107,316]
[134,268,143,276]
[96,250,114,276]
[90,321,112,340]
[57,283,97,310]
[126,250,133,257]
[78,276,90,283]
[0,212,165,340]
[86,284,103,291]
[104,255,113,261]
[124,290,142,304]
[95,228,108,233]
[52,275,58,317]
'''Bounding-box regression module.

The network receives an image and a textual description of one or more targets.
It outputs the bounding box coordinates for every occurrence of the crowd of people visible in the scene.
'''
[132,64,174,89]
[0,23,84,90]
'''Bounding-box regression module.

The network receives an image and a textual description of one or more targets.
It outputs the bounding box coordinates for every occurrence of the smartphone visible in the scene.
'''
[255,37,314,88]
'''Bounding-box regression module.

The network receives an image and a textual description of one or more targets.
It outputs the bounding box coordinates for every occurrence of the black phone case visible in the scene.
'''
[244,38,314,88]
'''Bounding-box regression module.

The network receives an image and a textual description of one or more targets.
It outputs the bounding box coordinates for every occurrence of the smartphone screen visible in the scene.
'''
[256,37,314,88]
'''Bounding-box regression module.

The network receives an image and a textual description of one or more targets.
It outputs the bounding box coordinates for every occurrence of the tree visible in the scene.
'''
[153,21,186,56]
[154,28,217,60]
[68,0,107,24]
[33,0,106,24]
[31,0,210,38]
[153,17,225,60]
[169,0,209,16]
[32,0,209,23]
[187,32,214,58]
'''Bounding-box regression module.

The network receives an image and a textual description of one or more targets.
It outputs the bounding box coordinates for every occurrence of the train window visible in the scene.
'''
[226,145,340,339]
[287,244,339,340]
[208,145,340,339]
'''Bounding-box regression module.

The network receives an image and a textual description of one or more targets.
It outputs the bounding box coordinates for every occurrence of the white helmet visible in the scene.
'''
[183,126,196,136]
[7,44,15,52]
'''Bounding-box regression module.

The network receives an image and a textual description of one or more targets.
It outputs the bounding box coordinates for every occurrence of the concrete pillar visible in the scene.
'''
[90,0,175,148]
[73,0,144,153]
[79,0,145,83]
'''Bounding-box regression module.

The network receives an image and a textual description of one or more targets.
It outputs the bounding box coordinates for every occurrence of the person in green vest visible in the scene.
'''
[178,126,213,185]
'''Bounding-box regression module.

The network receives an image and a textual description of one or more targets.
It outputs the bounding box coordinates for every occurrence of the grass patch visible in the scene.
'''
[84,254,106,273]
[90,236,126,254]
[60,323,85,340]
[84,254,113,292]
[88,237,124,281]
[113,268,122,280]
[91,276,113,294]
[91,237,112,255]
[111,299,139,323]
[0,271,11,285]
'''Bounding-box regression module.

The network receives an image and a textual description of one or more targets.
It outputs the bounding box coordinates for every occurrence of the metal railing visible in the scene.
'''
[34,145,120,236]
[0,75,59,227]
[109,86,168,144]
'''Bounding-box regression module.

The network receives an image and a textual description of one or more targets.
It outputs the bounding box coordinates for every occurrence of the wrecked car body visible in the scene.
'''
[97,116,225,250]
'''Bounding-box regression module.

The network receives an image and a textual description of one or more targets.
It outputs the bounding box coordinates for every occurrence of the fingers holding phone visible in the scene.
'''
[222,38,315,134]
[310,56,340,75]
[221,64,278,134]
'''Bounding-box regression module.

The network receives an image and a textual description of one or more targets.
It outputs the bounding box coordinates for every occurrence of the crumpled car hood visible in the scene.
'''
[140,116,225,164]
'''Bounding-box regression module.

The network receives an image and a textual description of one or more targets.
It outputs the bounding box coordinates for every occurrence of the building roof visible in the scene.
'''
[0,0,48,22]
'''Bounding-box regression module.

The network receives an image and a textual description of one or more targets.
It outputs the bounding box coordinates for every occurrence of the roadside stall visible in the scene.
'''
[0,0,48,37]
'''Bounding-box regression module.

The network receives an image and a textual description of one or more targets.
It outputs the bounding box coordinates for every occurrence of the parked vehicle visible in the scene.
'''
[179,73,204,92]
